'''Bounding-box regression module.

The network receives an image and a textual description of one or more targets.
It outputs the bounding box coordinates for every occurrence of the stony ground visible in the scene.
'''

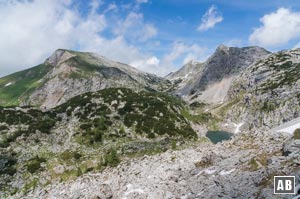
[16,131,300,199]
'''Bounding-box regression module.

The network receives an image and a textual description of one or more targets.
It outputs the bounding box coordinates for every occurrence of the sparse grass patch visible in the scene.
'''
[249,157,259,171]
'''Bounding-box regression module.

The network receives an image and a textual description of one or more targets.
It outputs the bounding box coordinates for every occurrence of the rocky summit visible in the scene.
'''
[1,46,300,199]
[167,45,269,103]
[0,49,171,109]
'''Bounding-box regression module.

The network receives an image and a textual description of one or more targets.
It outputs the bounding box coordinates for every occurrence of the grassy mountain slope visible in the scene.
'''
[0,63,53,106]
[0,49,171,109]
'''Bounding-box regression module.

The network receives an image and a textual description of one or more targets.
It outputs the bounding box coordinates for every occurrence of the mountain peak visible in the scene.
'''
[0,48,171,108]
[168,45,270,100]
[45,49,76,66]
[216,44,230,51]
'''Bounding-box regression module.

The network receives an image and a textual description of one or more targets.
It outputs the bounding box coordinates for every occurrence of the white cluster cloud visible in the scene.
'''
[294,42,300,49]
[163,42,207,66]
[224,39,243,47]
[130,56,160,74]
[136,0,148,4]
[0,0,158,77]
[130,42,208,76]
[198,5,223,31]
[249,8,300,47]
[104,3,117,13]
[113,12,157,42]
[159,42,208,75]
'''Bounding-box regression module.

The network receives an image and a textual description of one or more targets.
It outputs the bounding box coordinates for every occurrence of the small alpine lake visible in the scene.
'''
[206,130,233,144]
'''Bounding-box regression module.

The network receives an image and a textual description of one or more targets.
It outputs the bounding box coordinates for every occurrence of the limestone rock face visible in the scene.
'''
[0,49,171,109]
[19,132,300,199]
[167,45,269,103]
[29,50,172,109]
[2,46,300,199]
[226,49,300,131]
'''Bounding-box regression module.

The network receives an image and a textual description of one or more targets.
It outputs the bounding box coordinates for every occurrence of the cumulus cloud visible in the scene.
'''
[0,0,84,76]
[198,5,223,31]
[294,42,300,49]
[113,12,157,42]
[136,0,148,4]
[129,42,208,76]
[130,56,160,75]
[224,39,243,47]
[163,42,207,66]
[103,3,117,13]
[249,8,300,47]
[155,42,208,76]
[0,0,158,77]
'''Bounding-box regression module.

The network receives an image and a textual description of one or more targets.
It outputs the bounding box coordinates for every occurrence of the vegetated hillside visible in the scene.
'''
[0,49,171,108]
[223,48,300,131]
[0,64,53,106]
[0,88,196,197]
[167,45,269,103]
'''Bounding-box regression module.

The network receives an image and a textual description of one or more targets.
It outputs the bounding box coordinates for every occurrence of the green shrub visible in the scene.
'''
[102,148,120,167]
[1,130,28,147]
[60,150,82,161]
[189,102,206,109]
[80,123,92,130]
[147,132,155,139]
[27,156,46,173]
[0,125,8,131]
[0,140,9,148]
[94,117,107,131]
[0,155,17,176]
[261,101,276,112]
[293,129,300,139]
[93,129,103,142]
[35,118,56,134]
[73,152,82,160]
[249,157,259,171]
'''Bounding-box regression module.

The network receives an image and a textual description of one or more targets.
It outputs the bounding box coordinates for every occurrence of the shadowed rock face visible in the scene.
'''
[195,45,269,91]
[167,45,269,102]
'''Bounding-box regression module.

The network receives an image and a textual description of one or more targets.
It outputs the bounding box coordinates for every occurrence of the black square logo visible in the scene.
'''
[274,176,295,194]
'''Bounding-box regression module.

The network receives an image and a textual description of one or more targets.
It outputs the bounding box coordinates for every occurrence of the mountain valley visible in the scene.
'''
[0,46,300,198]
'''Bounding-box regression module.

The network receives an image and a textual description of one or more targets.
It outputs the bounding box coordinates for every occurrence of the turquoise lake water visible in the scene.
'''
[206,131,233,144]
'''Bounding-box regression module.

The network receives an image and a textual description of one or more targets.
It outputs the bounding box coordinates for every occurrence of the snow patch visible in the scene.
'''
[195,169,216,176]
[205,169,216,175]
[4,82,13,87]
[191,60,200,65]
[276,122,300,134]
[123,184,145,198]
[234,122,244,134]
[220,168,235,175]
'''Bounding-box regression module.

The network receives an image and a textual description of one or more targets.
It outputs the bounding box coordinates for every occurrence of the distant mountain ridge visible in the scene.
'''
[1,46,300,199]
[0,49,171,109]
[167,45,269,103]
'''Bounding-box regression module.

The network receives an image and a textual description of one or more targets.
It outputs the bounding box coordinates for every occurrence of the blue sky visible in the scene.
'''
[0,0,300,77]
